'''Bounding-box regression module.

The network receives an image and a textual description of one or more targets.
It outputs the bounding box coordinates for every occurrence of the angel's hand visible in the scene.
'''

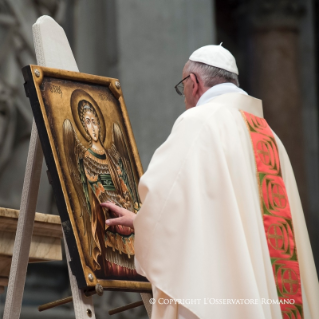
[101,202,136,228]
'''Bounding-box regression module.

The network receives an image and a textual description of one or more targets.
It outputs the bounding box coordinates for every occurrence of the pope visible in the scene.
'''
[101,45,319,319]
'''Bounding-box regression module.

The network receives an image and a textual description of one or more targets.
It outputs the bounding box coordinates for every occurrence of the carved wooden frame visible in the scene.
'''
[22,65,151,293]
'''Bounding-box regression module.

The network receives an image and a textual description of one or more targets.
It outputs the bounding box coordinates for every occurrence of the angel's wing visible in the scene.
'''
[111,123,140,208]
[63,119,91,242]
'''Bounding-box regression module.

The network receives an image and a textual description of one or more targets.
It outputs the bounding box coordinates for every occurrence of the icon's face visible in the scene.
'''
[84,110,99,142]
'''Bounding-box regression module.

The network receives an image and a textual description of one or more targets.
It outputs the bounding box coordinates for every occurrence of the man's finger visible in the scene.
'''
[105,217,124,226]
[101,202,123,216]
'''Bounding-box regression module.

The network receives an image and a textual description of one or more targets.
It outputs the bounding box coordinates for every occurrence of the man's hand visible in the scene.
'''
[101,202,136,229]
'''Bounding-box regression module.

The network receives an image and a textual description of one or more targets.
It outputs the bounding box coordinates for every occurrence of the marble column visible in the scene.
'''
[249,0,309,213]
[298,0,319,269]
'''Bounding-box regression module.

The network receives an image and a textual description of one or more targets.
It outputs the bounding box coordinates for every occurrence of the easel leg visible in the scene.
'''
[3,122,43,319]
[64,234,96,319]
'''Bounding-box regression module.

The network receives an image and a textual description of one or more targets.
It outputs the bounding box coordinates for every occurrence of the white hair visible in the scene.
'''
[184,60,239,87]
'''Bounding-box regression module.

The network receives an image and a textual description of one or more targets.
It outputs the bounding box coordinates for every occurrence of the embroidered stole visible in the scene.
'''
[241,111,303,319]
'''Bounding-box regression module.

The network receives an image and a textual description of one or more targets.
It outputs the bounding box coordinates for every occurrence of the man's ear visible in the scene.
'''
[190,73,199,97]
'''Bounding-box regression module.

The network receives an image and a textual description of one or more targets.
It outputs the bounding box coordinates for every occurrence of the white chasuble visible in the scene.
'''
[134,93,319,319]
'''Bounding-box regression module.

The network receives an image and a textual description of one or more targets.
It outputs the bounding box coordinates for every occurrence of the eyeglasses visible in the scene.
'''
[174,73,198,96]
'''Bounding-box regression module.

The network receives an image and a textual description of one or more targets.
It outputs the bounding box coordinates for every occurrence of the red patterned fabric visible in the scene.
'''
[241,111,303,318]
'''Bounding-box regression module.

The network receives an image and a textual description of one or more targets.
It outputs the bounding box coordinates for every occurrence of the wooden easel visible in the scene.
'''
[3,15,152,319]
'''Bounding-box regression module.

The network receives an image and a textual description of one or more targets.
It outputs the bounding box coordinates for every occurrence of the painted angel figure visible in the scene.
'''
[63,89,142,279]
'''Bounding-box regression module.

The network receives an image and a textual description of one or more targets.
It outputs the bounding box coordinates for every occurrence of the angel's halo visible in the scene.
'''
[70,89,106,144]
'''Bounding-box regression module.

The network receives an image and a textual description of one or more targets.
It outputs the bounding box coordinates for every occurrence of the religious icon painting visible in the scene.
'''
[22,65,151,292]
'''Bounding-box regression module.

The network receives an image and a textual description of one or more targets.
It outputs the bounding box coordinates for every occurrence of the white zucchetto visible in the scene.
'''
[189,44,239,75]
